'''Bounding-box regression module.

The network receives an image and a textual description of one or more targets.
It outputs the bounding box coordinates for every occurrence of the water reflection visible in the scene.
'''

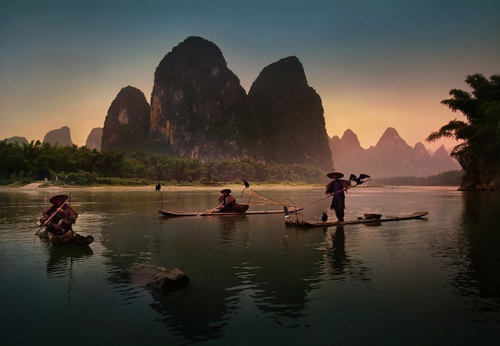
[0,188,495,344]
[101,207,380,343]
[326,226,346,262]
[457,193,500,307]
[45,245,94,278]
[322,226,372,283]
[149,284,235,342]
[42,245,94,308]
[218,216,249,245]
[429,191,500,317]
[102,220,242,342]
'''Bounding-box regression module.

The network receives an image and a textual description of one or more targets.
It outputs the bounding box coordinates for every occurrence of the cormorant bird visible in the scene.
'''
[322,212,328,222]
[243,180,250,188]
[349,173,371,185]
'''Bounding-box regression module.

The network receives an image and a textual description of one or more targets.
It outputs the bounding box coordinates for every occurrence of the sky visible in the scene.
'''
[1,0,499,152]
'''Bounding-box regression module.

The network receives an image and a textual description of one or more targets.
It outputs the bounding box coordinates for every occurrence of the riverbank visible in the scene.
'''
[0,181,323,192]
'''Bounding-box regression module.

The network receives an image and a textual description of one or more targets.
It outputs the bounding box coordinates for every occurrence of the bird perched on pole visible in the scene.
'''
[284,206,290,219]
[349,173,371,185]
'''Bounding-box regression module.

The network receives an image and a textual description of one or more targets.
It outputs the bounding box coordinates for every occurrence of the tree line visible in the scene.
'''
[427,73,500,190]
[0,140,327,185]
[372,170,463,187]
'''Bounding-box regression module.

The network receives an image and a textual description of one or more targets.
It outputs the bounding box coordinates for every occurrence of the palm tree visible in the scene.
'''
[427,74,500,189]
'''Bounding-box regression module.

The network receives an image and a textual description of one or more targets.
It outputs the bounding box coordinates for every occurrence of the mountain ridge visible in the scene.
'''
[330,128,461,178]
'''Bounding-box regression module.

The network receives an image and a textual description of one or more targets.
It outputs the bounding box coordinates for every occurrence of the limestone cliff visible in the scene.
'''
[248,56,332,171]
[101,86,150,154]
[149,36,252,159]
[100,37,333,171]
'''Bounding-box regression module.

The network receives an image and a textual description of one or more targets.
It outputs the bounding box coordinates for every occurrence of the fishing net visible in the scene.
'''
[240,187,298,209]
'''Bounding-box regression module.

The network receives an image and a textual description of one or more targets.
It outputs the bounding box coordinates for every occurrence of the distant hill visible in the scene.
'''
[4,136,28,145]
[43,126,73,146]
[330,127,461,178]
[85,127,102,151]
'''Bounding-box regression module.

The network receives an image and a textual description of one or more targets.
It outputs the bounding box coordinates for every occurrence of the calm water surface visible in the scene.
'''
[1,186,500,345]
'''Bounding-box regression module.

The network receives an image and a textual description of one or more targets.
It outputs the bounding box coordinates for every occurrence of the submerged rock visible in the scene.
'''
[113,264,190,294]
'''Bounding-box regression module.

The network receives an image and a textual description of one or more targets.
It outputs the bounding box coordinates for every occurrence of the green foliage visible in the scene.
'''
[64,171,99,185]
[427,74,500,189]
[0,142,328,185]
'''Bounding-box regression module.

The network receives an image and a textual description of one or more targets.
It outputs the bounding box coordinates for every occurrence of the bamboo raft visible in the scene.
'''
[286,211,429,227]
[159,206,303,217]
[39,230,94,246]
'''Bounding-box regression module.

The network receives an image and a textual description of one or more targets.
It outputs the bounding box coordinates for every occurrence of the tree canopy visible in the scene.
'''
[427,73,500,190]
[0,140,327,185]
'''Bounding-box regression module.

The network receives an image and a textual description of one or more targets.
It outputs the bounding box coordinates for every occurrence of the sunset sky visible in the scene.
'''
[1,0,498,152]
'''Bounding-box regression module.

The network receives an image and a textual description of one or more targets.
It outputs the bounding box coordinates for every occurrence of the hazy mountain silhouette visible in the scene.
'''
[330,127,460,178]
[4,136,28,145]
[85,127,102,151]
[43,126,73,146]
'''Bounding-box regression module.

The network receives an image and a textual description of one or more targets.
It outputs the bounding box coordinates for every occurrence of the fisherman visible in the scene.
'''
[217,189,237,212]
[40,195,78,235]
[325,171,347,222]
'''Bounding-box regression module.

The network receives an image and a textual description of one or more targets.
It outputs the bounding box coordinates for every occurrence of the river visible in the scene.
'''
[1,186,499,345]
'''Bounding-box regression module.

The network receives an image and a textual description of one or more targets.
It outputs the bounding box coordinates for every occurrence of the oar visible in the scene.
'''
[36,192,75,235]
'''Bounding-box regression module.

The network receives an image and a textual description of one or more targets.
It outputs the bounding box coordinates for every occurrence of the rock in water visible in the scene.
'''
[101,86,150,154]
[149,36,252,159]
[113,264,190,294]
[248,56,333,171]
[43,126,73,146]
